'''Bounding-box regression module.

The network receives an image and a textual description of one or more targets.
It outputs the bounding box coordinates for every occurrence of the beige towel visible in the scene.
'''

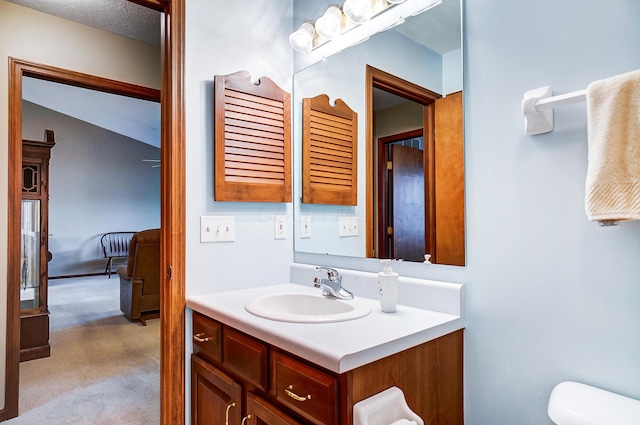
[585,69,640,222]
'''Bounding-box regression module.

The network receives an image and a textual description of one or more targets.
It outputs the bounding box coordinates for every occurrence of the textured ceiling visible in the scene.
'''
[6,0,160,45]
[396,0,461,55]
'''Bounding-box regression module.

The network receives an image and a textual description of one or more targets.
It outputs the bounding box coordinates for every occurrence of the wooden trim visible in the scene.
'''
[17,60,160,101]
[3,57,23,421]
[365,69,375,258]
[129,0,168,10]
[424,104,437,262]
[365,65,440,259]
[159,0,186,424]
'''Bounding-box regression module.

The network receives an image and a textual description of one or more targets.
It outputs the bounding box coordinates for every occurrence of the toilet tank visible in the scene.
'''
[548,381,640,425]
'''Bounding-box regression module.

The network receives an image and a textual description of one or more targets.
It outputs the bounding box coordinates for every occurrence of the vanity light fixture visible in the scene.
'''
[343,0,373,24]
[289,22,315,54]
[315,5,344,40]
[291,0,443,65]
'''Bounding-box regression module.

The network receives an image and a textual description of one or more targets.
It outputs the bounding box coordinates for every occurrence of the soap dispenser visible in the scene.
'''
[378,259,399,313]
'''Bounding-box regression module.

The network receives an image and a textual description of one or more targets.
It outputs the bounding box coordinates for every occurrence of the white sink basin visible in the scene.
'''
[245,292,372,323]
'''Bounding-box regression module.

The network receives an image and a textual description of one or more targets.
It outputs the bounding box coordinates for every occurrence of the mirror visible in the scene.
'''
[293,0,464,265]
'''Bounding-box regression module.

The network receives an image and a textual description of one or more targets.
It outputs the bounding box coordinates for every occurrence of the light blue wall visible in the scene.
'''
[443,48,462,95]
[185,0,294,297]
[22,101,160,277]
[293,0,640,423]
[464,0,640,423]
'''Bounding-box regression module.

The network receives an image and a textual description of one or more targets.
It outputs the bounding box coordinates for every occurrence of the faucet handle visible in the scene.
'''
[316,266,341,281]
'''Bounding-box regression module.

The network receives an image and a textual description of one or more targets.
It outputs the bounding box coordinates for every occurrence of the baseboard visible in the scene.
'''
[49,272,111,280]
[20,345,51,363]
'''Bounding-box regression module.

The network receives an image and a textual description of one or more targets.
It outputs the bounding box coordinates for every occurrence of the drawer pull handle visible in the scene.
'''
[193,333,212,343]
[285,385,312,402]
[225,402,236,425]
[241,415,252,425]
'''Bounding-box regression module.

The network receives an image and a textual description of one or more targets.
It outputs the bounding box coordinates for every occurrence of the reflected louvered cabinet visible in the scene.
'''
[302,94,357,206]
[214,71,291,202]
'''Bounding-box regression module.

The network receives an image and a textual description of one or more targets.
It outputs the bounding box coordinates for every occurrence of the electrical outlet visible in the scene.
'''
[274,215,287,240]
[201,216,235,242]
[300,215,311,238]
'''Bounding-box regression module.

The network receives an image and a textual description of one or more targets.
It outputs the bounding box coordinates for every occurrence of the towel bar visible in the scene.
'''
[522,86,587,135]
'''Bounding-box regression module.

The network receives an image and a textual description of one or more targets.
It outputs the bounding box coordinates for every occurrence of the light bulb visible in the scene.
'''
[343,0,372,24]
[289,22,315,54]
[315,6,343,40]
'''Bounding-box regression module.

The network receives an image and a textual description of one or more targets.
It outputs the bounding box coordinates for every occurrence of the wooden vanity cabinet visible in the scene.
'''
[191,355,243,425]
[191,311,463,425]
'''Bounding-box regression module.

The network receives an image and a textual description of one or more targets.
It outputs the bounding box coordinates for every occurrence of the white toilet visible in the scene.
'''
[548,381,640,425]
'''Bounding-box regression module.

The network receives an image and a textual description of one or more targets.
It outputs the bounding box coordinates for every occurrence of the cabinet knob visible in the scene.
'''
[285,385,312,402]
[241,414,252,425]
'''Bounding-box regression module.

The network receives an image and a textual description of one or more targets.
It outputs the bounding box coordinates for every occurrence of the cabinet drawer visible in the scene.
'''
[223,327,268,391]
[271,351,339,425]
[192,312,222,363]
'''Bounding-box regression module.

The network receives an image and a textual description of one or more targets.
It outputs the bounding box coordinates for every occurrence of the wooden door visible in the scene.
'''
[191,355,242,425]
[391,145,426,262]
[434,92,465,266]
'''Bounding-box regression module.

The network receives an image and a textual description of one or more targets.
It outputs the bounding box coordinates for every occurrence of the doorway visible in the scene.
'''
[3,1,186,423]
[366,65,440,262]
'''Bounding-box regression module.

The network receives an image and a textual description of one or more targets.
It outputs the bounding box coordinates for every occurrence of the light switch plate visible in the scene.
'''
[300,215,311,238]
[274,215,287,240]
[339,216,359,237]
[201,216,235,242]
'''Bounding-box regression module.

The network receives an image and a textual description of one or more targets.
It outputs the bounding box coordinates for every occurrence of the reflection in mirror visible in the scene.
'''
[293,0,464,265]
[367,66,465,266]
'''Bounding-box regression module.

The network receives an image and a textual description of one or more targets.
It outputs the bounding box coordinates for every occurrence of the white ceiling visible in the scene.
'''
[6,0,160,45]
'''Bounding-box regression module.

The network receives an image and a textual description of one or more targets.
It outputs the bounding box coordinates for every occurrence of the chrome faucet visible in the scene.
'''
[313,266,354,300]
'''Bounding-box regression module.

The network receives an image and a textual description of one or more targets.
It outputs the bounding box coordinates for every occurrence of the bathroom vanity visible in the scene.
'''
[187,276,464,425]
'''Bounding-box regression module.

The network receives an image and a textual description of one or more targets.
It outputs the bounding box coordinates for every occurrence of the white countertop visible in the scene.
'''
[187,283,464,374]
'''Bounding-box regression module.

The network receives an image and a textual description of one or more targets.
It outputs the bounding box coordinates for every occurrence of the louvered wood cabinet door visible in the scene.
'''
[214,71,291,202]
[302,94,357,205]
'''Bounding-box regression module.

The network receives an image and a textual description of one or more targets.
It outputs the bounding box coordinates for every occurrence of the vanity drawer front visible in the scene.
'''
[223,327,269,391]
[192,312,222,363]
[271,351,339,425]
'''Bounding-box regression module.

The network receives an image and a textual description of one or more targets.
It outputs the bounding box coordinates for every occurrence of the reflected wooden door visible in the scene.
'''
[434,92,465,266]
[391,145,425,262]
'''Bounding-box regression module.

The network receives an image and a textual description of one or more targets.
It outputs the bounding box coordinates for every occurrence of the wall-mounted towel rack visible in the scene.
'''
[522,86,587,135]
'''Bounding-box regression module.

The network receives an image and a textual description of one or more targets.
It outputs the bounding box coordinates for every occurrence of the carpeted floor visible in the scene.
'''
[6,275,160,425]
